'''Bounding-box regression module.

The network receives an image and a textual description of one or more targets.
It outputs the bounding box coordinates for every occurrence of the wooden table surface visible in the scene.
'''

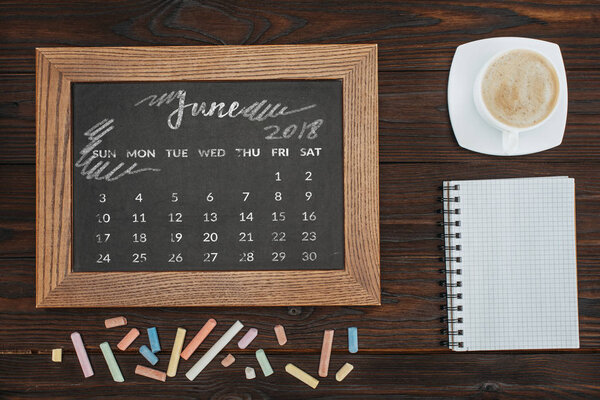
[1,1,599,398]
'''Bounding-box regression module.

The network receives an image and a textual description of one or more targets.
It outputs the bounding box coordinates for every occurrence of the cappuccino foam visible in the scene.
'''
[481,49,559,128]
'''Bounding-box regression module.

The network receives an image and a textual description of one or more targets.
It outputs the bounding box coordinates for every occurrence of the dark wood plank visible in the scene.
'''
[1,163,598,351]
[1,353,600,399]
[1,69,600,164]
[1,255,598,352]
[1,1,599,73]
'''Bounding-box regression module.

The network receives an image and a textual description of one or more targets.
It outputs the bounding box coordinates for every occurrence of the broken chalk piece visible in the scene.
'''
[99,342,124,383]
[318,329,334,377]
[148,327,161,353]
[285,363,319,389]
[140,345,159,365]
[51,348,62,362]
[221,354,235,367]
[167,328,186,377]
[245,366,256,380]
[255,349,274,377]
[70,332,94,378]
[180,318,217,360]
[117,328,140,351]
[274,324,287,346]
[335,362,354,382]
[135,365,166,382]
[104,316,127,329]
[237,327,258,349]
[185,320,244,381]
[348,327,358,353]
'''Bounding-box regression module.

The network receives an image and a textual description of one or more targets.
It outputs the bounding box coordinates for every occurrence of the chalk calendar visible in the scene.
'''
[72,81,344,272]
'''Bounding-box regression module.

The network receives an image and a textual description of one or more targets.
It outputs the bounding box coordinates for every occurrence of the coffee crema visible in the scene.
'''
[481,49,559,128]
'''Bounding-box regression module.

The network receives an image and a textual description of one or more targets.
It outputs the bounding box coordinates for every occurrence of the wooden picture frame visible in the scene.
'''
[36,44,379,307]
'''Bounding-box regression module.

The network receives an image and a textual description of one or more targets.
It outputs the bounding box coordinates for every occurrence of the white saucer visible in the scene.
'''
[447,37,568,156]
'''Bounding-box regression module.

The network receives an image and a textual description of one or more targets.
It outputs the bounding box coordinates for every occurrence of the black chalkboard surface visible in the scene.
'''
[72,81,344,272]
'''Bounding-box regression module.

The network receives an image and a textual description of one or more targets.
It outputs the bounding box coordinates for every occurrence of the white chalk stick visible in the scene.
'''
[185,320,243,381]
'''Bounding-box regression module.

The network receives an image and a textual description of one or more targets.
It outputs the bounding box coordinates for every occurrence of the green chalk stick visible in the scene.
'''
[99,342,124,382]
[255,349,273,377]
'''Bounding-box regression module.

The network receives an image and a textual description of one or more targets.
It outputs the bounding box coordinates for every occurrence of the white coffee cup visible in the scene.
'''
[473,48,562,155]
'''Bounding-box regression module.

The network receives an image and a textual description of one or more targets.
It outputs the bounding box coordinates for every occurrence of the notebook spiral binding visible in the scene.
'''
[439,183,463,349]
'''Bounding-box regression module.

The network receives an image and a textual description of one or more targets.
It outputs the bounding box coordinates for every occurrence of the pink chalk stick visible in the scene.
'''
[274,324,287,346]
[104,316,127,328]
[117,328,140,351]
[237,328,258,349]
[135,365,166,382]
[180,318,217,360]
[318,329,334,378]
[71,332,94,378]
[221,353,235,367]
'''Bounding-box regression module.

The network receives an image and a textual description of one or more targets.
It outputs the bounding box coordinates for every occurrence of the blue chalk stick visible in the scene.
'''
[147,327,160,353]
[348,327,358,353]
[139,345,159,365]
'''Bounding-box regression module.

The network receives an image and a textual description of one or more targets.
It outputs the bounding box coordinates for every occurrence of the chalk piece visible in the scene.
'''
[245,366,256,380]
[285,363,319,389]
[180,318,217,360]
[238,328,258,349]
[147,327,161,353]
[167,328,186,377]
[221,354,235,367]
[99,342,124,382]
[255,349,273,377]
[274,324,287,346]
[335,362,354,382]
[135,365,166,382]
[117,328,140,351]
[70,332,94,378]
[51,348,62,362]
[318,329,334,377]
[186,320,244,381]
[140,345,159,365]
[104,316,127,329]
[348,327,358,353]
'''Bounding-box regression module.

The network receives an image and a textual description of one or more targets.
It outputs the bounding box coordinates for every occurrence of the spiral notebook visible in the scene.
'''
[441,176,579,351]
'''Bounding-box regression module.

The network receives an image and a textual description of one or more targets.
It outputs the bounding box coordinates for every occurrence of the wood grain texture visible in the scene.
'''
[1,1,600,73]
[1,353,600,399]
[2,0,600,397]
[35,44,380,307]
[3,70,600,164]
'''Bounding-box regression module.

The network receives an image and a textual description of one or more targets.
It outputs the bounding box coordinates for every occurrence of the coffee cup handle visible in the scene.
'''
[502,130,519,155]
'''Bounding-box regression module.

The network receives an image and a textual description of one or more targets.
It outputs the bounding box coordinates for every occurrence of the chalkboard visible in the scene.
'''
[72,81,344,272]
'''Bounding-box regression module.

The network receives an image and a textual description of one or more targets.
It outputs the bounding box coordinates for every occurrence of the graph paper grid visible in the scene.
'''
[444,177,579,351]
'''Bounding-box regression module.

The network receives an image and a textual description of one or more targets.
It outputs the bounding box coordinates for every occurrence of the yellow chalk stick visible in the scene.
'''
[51,348,62,362]
[167,328,186,377]
[335,362,354,382]
[285,363,319,389]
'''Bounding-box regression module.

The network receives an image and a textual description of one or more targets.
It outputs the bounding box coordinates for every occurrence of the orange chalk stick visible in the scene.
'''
[117,328,140,351]
[318,329,334,377]
[105,316,127,328]
[135,365,166,382]
[274,324,287,346]
[180,318,217,360]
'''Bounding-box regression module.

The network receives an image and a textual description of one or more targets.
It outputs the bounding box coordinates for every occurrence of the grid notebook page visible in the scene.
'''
[449,177,579,351]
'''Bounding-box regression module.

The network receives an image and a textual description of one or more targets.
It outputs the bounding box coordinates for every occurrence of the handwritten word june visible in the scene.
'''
[134,90,317,130]
[75,118,160,182]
